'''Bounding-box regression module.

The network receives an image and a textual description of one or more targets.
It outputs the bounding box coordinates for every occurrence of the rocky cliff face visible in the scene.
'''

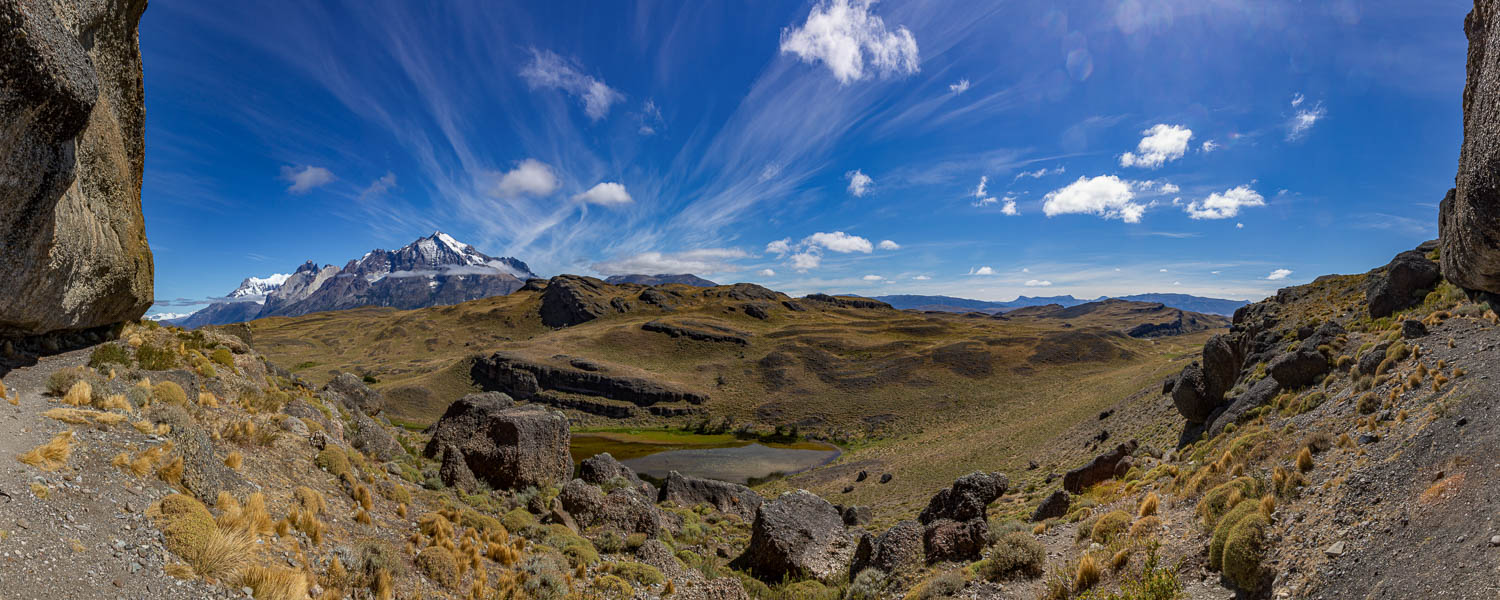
[0,0,154,347]
[1442,0,1500,296]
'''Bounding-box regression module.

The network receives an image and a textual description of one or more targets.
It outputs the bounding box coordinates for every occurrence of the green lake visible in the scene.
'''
[569,430,841,485]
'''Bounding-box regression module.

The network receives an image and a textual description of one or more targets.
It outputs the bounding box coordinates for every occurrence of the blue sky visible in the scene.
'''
[141,0,1470,314]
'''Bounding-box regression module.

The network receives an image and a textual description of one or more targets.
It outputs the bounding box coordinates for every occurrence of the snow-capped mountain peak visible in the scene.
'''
[227,272,292,299]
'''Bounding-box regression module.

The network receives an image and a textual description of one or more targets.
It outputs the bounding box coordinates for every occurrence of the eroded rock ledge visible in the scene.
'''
[470,352,706,418]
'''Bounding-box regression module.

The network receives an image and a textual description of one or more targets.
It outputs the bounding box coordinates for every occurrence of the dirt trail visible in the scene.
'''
[0,349,229,600]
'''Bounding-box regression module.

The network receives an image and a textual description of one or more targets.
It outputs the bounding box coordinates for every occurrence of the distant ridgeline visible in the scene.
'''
[873,293,1250,316]
[171,232,536,328]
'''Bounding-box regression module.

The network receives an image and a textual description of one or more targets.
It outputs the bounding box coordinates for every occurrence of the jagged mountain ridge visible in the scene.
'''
[174,232,536,328]
[874,292,1250,316]
[603,273,718,287]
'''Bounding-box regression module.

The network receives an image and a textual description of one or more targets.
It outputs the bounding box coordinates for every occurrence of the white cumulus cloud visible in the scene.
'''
[862,274,883,281]
[912,275,931,280]
[1267,268,1292,280]
[970,266,995,275]
[1024,279,1052,287]
[574,182,633,206]
[791,252,822,272]
[591,248,749,275]
[495,159,560,197]
[759,268,777,277]
[1201,140,1220,153]
[519,49,624,120]
[806,231,873,253]
[281,165,335,194]
[1119,124,1192,168]
[846,169,873,197]
[1185,185,1264,220]
[1000,196,1019,216]
[1043,175,1148,223]
[766,238,793,256]
[949,79,970,94]
[779,0,919,85]
[877,239,900,250]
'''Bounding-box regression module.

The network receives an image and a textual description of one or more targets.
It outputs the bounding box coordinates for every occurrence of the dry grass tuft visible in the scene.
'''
[30,481,49,499]
[1137,492,1159,518]
[294,486,327,515]
[355,485,374,511]
[62,381,93,406]
[224,451,243,470]
[1295,447,1314,473]
[1074,554,1101,592]
[96,393,131,412]
[356,509,373,525]
[150,493,258,582]
[1420,472,1465,505]
[240,566,308,600]
[18,431,74,471]
[158,455,185,485]
[1109,548,1131,572]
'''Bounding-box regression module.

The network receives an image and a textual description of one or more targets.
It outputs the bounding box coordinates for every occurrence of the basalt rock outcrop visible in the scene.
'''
[470,352,706,418]
[1366,245,1442,318]
[850,520,923,577]
[422,402,570,491]
[917,471,1008,562]
[658,471,762,522]
[558,479,662,536]
[1,0,154,346]
[732,490,858,583]
[539,275,626,328]
[641,320,751,345]
[1063,441,1137,494]
[1441,1,1500,296]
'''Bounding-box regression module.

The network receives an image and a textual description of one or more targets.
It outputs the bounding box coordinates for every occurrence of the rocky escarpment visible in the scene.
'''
[1442,0,1500,297]
[0,0,154,348]
[469,352,707,418]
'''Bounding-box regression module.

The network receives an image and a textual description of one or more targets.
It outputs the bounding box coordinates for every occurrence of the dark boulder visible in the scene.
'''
[918,472,1008,524]
[1301,321,1346,351]
[880,473,892,484]
[1367,248,1442,318]
[1402,319,1429,338]
[841,505,872,527]
[922,518,990,563]
[174,424,248,503]
[855,470,868,482]
[1207,376,1282,438]
[1030,490,1071,522]
[578,452,647,492]
[659,471,762,522]
[1063,440,1138,494]
[421,392,515,454]
[346,409,402,461]
[322,373,383,415]
[850,520,923,577]
[423,403,570,491]
[732,490,858,583]
[1358,342,1392,375]
[1200,334,1246,401]
[1268,349,1328,389]
[438,443,479,492]
[1171,363,1215,424]
[558,479,661,536]
[1444,3,1500,296]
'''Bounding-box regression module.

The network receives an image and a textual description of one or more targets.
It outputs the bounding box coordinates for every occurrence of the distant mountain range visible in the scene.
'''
[603,273,718,287]
[872,292,1250,316]
[170,232,536,328]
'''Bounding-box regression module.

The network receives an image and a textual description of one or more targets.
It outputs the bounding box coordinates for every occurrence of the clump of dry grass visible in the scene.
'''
[198,392,219,408]
[30,481,49,499]
[224,451,243,470]
[240,566,308,600]
[356,509,373,525]
[1295,447,1314,473]
[158,455,185,485]
[18,431,74,471]
[1137,492,1159,517]
[1074,554,1101,592]
[62,381,93,406]
[149,494,258,582]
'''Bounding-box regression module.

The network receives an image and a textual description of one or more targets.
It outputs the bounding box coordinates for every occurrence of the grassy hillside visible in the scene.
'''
[243,278,1223,517]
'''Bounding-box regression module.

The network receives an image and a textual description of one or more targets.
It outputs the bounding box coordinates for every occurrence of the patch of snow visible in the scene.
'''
[146,311,193,321]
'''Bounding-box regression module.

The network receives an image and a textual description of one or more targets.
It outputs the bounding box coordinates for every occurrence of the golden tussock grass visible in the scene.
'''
[1259,493,1276,515]
[396,503,408,519]
[216,492,274,537]
[240,565,308,600]
[355,509,373,525]
[1032,523,1046,535]
[224,451,243,470]
[132,420,155,434]
[62,381,92,406]
[1137,492,1159,517]
[1109,548,1131,571]
[294,486,326,515]
[158,455,185,485]
[95,393,131,412]
[1295,447,1314,473]
[198,392,219,408]
[149,494,259,582]
[43,407,127,427]
[372,568,393,600]
[1074,554,1101,592]
[18,431,74,471]
[355,485,373,511]
[30,481,49,499]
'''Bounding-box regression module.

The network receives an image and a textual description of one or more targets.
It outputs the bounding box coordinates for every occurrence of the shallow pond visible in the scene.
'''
[570,430,840,485]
